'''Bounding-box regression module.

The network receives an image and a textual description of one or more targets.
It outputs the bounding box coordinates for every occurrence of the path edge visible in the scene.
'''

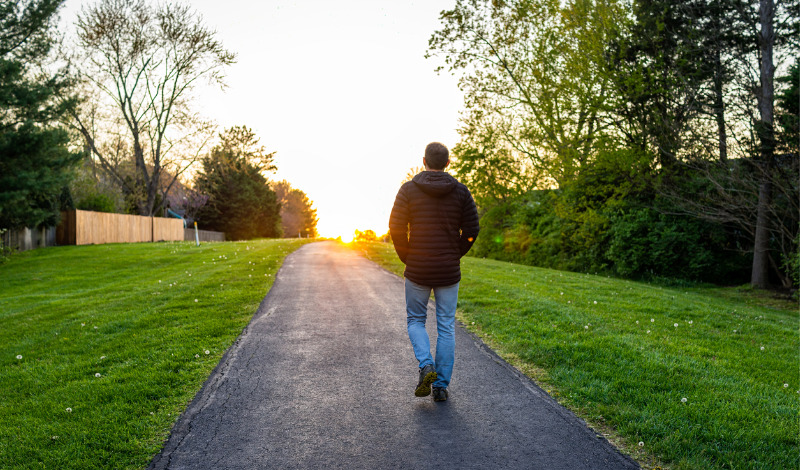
[147,246,307,470]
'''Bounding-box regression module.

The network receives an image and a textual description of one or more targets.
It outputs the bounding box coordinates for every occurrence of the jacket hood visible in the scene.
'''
[412,171,457,197]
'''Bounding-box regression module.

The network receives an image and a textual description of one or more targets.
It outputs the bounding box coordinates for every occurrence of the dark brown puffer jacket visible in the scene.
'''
[389,171,480,287]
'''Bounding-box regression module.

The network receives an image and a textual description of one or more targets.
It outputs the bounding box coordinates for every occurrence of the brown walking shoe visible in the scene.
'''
[415,364,437,397]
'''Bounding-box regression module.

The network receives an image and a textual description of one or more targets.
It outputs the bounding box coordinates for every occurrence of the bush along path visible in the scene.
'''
[0,239,311,469]
[149,241,637,469]
[352,241,799,470]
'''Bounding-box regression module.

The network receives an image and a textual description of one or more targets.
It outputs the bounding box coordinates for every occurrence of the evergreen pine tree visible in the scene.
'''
[0,0,81,230]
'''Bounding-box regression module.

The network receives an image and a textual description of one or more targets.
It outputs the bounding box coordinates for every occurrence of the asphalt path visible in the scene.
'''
[149,241,639,470]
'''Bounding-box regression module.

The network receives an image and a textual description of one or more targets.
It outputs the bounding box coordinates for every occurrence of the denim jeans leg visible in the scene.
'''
[405,278,434,369]
[432,282,459,389]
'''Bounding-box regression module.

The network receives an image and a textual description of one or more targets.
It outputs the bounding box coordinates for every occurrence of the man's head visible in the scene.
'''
[423,142,449,171]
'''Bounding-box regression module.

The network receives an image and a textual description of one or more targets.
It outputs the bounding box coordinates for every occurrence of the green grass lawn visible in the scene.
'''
[0,239,310,469]
[351,241,799,470]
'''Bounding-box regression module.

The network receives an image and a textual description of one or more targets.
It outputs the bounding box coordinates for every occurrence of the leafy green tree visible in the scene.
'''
[272,180,318,238]
[427,0,627,193]
[0,0,82,230]
[194,127,280,240]
[605,0,723,168]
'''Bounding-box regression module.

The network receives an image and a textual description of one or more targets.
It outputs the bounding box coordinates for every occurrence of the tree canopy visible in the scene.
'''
[429,0,799,287]
[70,0,236,216]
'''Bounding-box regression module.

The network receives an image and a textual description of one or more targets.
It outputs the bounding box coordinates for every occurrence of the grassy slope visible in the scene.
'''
[0,239,310,469]
[351,241,799,470]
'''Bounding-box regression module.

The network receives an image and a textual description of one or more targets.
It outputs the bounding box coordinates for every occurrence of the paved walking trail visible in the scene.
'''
[149,242,639,469]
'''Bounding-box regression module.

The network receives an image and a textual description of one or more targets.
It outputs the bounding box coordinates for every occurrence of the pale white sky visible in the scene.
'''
[61,0,463,239]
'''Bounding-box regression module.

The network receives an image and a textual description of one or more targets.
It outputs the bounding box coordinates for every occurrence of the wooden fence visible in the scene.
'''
[57,210,184,245]
[1,226,56,252]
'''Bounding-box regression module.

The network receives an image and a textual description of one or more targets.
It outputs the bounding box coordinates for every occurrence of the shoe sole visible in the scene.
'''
[433,391,447,402]
[415,371,437,397]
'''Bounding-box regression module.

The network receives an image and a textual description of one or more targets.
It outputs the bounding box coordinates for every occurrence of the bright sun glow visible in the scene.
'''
[58,1,462,237]
[340,232,354,243]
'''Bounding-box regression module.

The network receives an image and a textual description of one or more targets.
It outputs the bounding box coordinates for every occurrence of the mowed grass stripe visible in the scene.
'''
[351,241,798,470]
[0,239,310,470]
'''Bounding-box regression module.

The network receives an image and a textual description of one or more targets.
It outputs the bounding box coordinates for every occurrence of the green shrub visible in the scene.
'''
[75,192,117,213]
[470,191,750,285]
[606,206,750,282]
[781,231,800,289]
[471,191,573,270]
[0,228,12,264]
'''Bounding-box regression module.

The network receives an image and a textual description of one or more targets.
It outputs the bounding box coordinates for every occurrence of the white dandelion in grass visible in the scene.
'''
[593,301,597,304]
[94,326,98,330]
[495,289,499,293]
[195,354,200,358]
[95,373,101,378]
[760,346,765,351]
[560,292,563,295]
[638,442,644,447]
[194,299,198,303]
[100,356,106,360]
[636,321,639,324]
[584,325,589,330]
[647,330,651,334]
[681,397,687,403]
[66,407,72,413]
[81,323,85,327]
[16,355,22,360]
[784,383,789,388]
[204,350,210,355]
[651,319,655,323]
[674,323,679,328]
[688,320,693,325]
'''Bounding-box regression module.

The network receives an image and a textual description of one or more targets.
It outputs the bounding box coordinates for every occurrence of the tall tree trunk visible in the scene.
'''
[751,0,775,288]
[713,47,728,162]
[751,175,772,287]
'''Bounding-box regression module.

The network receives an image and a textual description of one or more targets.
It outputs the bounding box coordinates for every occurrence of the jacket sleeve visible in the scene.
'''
[388,185,410,264]
[458,186,480,257]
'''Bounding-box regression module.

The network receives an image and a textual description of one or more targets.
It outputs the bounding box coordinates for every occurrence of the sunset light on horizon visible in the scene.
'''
[60,0,463,240]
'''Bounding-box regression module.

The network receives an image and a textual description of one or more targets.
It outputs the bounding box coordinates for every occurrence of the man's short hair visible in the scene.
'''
[424,142,449,170]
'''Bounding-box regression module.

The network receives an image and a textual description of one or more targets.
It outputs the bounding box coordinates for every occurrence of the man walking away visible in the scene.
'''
[389,142,480,402]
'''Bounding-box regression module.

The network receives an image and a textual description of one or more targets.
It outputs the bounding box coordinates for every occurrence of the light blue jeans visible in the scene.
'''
[404,278,459,390]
